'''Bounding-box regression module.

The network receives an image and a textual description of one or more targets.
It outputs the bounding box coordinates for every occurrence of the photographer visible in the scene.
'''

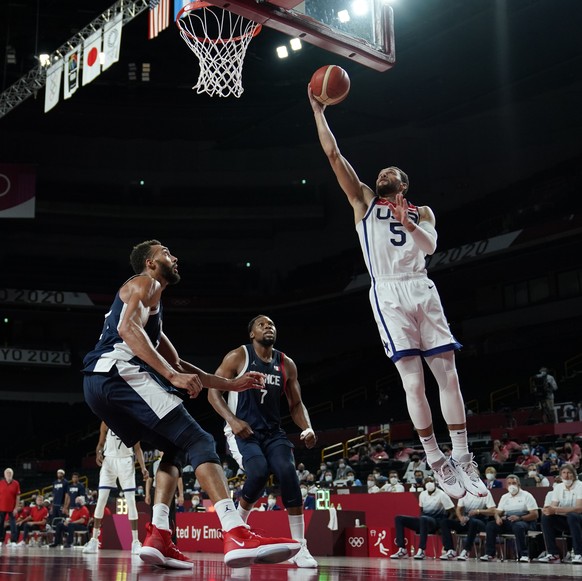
[533,367,558,423]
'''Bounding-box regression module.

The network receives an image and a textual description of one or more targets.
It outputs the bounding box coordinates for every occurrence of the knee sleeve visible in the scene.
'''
[395,358,432,430]
[125,491,138,520]
[426,352,465,425]
[269,446,302,508]
[241,455,270,505]
[94,489,111,520]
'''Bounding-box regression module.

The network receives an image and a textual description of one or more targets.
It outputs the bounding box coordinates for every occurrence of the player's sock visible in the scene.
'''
[237,504,251,524]
[92,527,100,540]
[152,503,171,532]
[449,428,469,461]
[288,514,304,541]
[131,528,139,541]
[214,499,245,532]
[420,433,445,467]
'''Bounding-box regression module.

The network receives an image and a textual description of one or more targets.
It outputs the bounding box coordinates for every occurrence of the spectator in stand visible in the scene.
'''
[49,495,90,548]
[530,438,547,461]
[263,494,282,511]
[489,439,508,465]
[189,493,205,512]
[393,443,416,463]
[409,470,427,492]
[304,473,318,494]
[403,454,428,484]
[64,473,87,515]
[390,476,455,560]
[439,486,497,560]
[335,459,352,481]
[300,485,315,510]
[563,435,581,458]
[386,471,405,492]
[523,463,550,488]
[49,469,69,524]
[316,462,329,483]
[484,466,503,490]
[345,470,362,487]
[366,475,388,494]
[370,444,389,464]
[320,470,334,489]
[561,441,580,470]
[296,463,310,483]
[501,434,521,455]
[540,448,564,477]
[514,443,542,473]
[543,476,562,508]
[222,460,234,481]
[538,464,582,563]
[480,474,539,562]
[0,467,20,547]
[19,495,49,546]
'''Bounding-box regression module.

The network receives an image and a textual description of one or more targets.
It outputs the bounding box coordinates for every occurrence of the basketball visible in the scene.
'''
[309,65,350,106]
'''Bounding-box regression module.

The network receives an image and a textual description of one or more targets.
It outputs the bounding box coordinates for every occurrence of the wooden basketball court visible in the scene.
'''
[1,546,580,581]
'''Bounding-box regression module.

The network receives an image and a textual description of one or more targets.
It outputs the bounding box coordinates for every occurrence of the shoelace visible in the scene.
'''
[437,462,457,484]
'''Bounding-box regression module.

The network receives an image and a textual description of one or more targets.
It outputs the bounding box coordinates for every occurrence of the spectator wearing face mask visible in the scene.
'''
[263,494,281,511]
[409,470,427,493]
[345,470,362,487]
[561,442,580,470]
[304,473,318,495]
[366,475,386,494]
[540,448,564,477]
[335,459,352,482]
[49,496,90,548]
[514,443,542,473]
[390,477,455,560]
[523,463,550,487]
[529,438,547,461]
[317,463,329,483]
[538,464,582,563]
[480,475,538,562]
[543,476,561,508]
[189,493,205,512]
[404,455,428,484]
[321,470,334,489]
[300,486,315,510]
[296,463,310,483]
[386,471,405,492]
[483,466,502,489]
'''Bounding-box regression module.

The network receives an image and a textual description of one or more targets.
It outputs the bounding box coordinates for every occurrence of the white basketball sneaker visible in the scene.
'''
[432,458,466,499]
[131,540,142,555]
[82,537,99,554]
[288,540,318,568]
[455,453,488,497]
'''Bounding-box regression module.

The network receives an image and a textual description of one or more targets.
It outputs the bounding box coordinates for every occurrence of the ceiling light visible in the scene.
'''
[290,38,302,51]
[352,0,369,16]
[276,46,289,59]
[337,10,350,23]
[39,54,51,67]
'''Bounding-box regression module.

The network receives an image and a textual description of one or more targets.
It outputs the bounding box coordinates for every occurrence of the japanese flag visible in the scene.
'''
[44,59,63,113]
[82,29,102,86]
[102,13,123,71]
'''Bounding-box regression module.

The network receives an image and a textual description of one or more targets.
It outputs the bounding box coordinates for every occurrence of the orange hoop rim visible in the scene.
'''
[176,1,262,45]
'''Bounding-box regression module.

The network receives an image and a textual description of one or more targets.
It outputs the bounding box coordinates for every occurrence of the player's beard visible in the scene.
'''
[376,181,401,198]
[159,262,181,285]
[257,336,275,347]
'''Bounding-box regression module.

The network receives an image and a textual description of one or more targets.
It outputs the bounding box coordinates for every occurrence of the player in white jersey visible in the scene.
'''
[308,88,487,500]
[83,421,149,554]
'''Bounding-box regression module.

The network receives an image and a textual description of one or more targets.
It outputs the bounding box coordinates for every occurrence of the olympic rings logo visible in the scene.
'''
[348,536,365,548]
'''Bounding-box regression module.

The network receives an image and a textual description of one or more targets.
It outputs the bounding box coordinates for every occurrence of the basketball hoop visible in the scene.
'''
[176,1,262,98]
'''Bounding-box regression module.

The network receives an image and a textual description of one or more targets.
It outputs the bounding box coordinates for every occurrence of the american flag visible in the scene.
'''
[148,0,170,40]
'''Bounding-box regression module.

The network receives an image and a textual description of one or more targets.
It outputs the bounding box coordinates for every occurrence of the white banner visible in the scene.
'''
[102,13,123,71]
[82,29,102,86]
[0,288,94,307]
[64,45,81,99]
[44,60,63,113]
[0,348,71,367]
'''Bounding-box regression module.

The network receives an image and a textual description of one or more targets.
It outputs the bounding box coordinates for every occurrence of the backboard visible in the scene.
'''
[204,0,395,72]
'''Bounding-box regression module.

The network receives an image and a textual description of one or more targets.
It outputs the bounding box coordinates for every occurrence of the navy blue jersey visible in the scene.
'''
[67,482,86,504]
[52,478,69,506]
[225,345,287,433]
[82,275,163,373]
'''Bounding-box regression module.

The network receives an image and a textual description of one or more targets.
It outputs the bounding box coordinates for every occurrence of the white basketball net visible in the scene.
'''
[177,3,261,98]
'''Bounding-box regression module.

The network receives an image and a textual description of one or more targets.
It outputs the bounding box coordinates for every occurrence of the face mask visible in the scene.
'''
[522,449,529,455]
[228,484,234,490]
[192,500,199,507]
[301,488,308,498]
[339,463,345,468]
[528,470,537,478]
[550,453,557,459]
[390,477,398,485]
[267,498,276,507]
[425,482,436,492]
[320,466,326,471]
[367,480,375,488]
[137,488,144,495]
[486,473,495,481]
[347,476,354,482]
[415,477,423,484]
[325,475,333,482]
[508,484,518,495]
[563,479,573,488]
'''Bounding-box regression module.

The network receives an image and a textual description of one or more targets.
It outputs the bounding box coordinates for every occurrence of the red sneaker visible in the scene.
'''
[139,523,193,569]
[223,526,301,568]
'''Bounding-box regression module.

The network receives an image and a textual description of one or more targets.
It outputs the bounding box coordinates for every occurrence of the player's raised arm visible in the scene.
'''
[307,86,374,221]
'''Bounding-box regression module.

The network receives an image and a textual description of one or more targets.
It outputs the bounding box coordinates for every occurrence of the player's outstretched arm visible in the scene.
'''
[284,356,317,449]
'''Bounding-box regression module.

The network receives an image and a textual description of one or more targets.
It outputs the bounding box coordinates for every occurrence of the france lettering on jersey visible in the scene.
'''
[104,428,134,458]
[356,198,428,279]
[225,345,287,434]
[82,275,163,373]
